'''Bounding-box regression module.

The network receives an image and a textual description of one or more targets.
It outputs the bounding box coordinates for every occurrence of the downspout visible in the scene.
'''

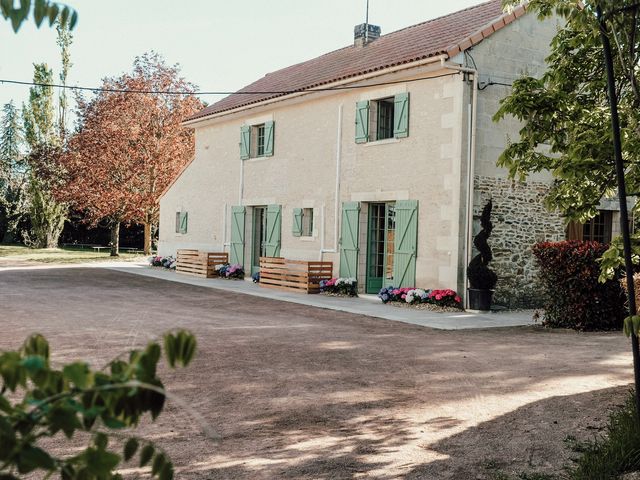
[441,58,478,309]
[320,103,343,258]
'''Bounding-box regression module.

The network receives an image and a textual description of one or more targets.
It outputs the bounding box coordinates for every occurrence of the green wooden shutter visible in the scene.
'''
[339,202,360,278]
[240,125,250,160]
[264,204,282,257]
[394,92,409,138]
[175,212,181,233]
[264,121,274,156]
[292,208,303,237]
[179,212,188,234]
[230,206,245,265]
[393,200,418,287]
[355,101,369,144]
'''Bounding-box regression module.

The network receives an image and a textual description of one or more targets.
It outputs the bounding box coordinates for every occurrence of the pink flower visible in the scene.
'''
[455,296,461,303]
[401,294,406,299]
[393,289,401,295]
[435,295,442,300]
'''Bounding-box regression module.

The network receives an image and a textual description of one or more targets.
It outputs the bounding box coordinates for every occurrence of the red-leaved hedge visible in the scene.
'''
[532,241,626,331]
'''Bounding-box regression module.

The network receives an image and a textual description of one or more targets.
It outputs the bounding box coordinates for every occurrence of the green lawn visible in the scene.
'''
[0,244,146,264]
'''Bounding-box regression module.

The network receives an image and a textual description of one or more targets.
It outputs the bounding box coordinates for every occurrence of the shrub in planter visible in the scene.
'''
[532,240,626,331]
[467,200,498,310]
[149,255,176,269]
[320,278,357,296]
[215,263,245,279]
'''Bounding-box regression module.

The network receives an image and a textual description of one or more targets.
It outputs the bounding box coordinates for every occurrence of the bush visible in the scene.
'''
[468,200,498,290]
[532,241,626,331]
[319,278,357,296]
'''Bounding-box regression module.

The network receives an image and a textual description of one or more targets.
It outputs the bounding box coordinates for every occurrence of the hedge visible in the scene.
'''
[532,240,626,331]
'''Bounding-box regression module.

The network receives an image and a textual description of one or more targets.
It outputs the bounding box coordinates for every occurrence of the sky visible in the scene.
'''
[0,0,485,115]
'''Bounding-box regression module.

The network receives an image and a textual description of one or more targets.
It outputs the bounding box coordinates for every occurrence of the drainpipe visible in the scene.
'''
[320,103,343,258]
[441,58,478,309]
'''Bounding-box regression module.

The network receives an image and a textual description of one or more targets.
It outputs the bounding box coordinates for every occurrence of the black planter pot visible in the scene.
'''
[467,288,494,311]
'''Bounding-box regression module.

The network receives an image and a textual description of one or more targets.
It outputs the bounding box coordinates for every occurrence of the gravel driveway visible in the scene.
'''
[0,266,634,479]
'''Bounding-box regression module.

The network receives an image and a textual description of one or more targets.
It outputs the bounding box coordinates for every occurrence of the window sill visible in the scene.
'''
[243,155,271,163]
[299,236,315,242]
[363,138,401,147]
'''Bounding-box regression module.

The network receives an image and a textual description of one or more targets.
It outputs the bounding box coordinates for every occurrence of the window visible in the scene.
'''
[355,92,409,143]
[255,124,266,157]
[371,97,395,140]
[240,121,274,159]
[302,208,313,236]
[292,207,314,237]
[175,211,188,234]
[583,210,612,243]
[566,210,613,243]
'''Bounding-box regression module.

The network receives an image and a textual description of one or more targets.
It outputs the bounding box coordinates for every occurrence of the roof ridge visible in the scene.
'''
[256,0,503,79]
[383,0,502,38]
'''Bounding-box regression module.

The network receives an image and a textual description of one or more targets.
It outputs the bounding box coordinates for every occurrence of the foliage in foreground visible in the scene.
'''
[0,330,196,479]
[532,241,626,330]
[569,392,640,479]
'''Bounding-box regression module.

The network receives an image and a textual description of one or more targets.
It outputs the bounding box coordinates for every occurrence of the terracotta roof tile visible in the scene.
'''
[188,0,523,121]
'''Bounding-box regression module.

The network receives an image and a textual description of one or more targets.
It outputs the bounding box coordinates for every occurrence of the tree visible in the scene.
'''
[59,53,202,255]
[1,0,77,32]
[497,0,640,222]
[22,63,67,248]
[0,330,197,479]
[0,101,28,242]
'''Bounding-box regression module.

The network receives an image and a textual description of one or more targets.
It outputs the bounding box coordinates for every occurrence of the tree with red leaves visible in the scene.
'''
[58,53,202,255]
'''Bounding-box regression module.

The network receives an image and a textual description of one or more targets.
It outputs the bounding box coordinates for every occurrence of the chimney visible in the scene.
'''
[354,23,381,47]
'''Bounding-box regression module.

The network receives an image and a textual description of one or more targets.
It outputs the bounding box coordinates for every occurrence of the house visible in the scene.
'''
[158,0,615,307]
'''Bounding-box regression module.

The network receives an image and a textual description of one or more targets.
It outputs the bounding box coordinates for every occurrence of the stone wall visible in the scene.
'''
[474,176,565,308]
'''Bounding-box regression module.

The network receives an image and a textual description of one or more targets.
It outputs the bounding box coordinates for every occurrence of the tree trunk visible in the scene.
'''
[143,222,151,255]
[110,221,120,257]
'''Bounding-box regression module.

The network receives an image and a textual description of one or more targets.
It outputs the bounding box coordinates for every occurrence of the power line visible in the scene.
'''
[0,71,461,96]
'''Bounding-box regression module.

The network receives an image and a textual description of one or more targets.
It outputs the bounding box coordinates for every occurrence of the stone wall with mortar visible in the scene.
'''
[474,176,565,308]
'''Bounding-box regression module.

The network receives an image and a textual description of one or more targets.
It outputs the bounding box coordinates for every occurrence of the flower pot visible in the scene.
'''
[467,288,494,312]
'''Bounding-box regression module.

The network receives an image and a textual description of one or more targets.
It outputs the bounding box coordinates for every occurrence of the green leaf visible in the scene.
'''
[84,447,121,476]
[0,0,11,18]
[152,452,166,476]
[139,444,154,467]
[48,405,81,438]
[20,355,45,374]
[33,0,46,26]
[69,9,78,29]
[0,416,17,460]
[94,432,108,450]
[63,362,91,389]
[47,3,58,26]
[164,333,176,368]
[22,335,49,360]
[17,445,55,473]
[159,461,174,480]
[0,395,11,413]
[59,4,69,26]
[123,438,139,461]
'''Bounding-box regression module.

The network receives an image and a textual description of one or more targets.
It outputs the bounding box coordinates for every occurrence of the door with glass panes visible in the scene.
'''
[366,203,395,293]
[251,206,267,275]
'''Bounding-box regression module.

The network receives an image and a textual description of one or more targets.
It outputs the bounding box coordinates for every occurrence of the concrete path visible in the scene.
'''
[104,263,537,330]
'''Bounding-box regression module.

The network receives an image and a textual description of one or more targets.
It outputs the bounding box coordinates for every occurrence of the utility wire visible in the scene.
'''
[0,71,461,96]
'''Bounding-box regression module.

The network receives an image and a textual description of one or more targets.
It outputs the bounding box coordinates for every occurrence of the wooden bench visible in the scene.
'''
[259,257,333,293]
[176,250,229,278]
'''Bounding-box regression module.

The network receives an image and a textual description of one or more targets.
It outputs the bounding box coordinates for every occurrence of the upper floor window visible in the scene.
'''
[240,121,274,159]
[175,211,188,234]
[355,92,409,143]
[292,207,314,237]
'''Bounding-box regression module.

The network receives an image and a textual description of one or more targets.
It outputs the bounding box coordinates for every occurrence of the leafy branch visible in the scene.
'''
[0,330,197,479]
